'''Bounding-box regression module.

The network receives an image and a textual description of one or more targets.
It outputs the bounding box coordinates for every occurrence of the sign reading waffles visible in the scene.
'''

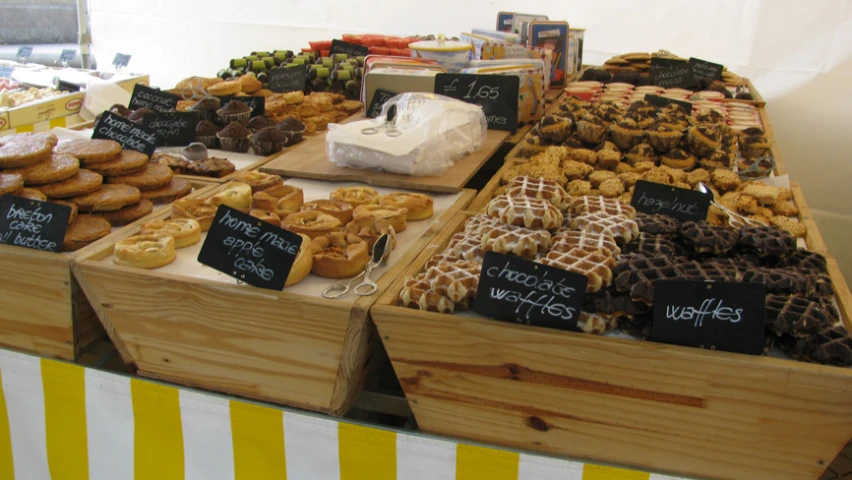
[474,251,587,330]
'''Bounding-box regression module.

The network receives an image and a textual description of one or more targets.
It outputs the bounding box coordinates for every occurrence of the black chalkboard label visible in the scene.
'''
[474,251,587,330]
[367,89,397,118]
[643,94,693,114]
[216,96,265,117]
[434,73,519,133]
[92,111,160,157]
[0,67,13,78]
[650,64,697,89]
[129,84,180,112]
[688,57,724,82]
[631,180,711,223]
[0,196,71,253]
[59,49,76,65]
[330,40,369,57]
[268,65,307,93]
[650,57,687,68]
[57,80,82,92]
[16,46,33,61]
[198,205,302,290]
[650,280,766,355]
[143,112,199,147]
[112,53,132,68]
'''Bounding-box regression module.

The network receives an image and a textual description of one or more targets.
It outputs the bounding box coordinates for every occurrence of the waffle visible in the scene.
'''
[785,249,828,274]
[463,214,502,235]
[679,221,737,255]
[423,259,482,302]
[577,312,615,334]
[569,196,636,218]
[742,268,815,296]
[612,254,684,304]
[550,230,621,258]
[481,223,551,259]
[798,324,852,366]
[486,195,563,230]
[738,225,796,258]
[425,252,462,269]
[445,232,486,263]
[584,288,650,319]
[541,247,615,292]
[634,212,680,237]
[622,232,683,257]
[571,211,639,244]
[506,176,571,211]
[677,261,740,284]
[765,294,838,337]
[399,275,457,314]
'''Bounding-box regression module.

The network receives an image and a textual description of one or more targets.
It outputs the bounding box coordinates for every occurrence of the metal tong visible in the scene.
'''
[322,233,392,299]
[694,182,760,228]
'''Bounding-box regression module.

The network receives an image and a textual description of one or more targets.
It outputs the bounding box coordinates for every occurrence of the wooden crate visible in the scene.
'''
[0,179,218,361]
[73,182,475,415]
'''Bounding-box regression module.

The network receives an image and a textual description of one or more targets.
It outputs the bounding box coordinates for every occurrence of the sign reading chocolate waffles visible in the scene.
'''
[688,57,724,82]
[129,84,180,112]
[474,251,587,330]
[631,180,711,223]
[330,40,369,57]
[650,64,697,89]
[215,96,265,117]
[366,89,397,119]
[651,280,766,355]
[143,111,199,147]
[268,65,307,94]
[198,205,302,290]
[92,111,160,158]
[0,196,71,253]
[643,94,693,115]
[434,73,519,133]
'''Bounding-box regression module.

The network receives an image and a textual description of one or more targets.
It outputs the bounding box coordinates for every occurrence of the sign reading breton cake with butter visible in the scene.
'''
[631,180,710,223]
[0,196,71,253]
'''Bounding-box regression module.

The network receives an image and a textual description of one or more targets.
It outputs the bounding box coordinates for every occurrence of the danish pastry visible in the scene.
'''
[171,198,217,231]
[229,171,283,193]
[141,218,202,248]
[300,199,354,224]
[251,184,303,217]
[330,186,379,207]
[343,217,397,250]
[282,211,342,239]
[206,182,252,212]
[285,233,313,287]
[353,204,407,233]
[249,209,281,224]
[113,234,176,269]
[379,193,433,221]
[310,232,369,278]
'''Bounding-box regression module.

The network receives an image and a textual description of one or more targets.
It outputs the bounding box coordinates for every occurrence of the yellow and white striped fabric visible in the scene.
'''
[0,349,689,480]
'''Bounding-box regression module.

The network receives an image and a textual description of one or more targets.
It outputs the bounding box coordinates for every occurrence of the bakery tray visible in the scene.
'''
[72,178,475,416]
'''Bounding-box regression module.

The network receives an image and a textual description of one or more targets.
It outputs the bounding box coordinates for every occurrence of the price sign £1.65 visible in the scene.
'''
[434,73,519,133]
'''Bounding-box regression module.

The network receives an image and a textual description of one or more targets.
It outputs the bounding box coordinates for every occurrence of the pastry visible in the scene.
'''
[505,176,569,211]
[249,209,281,224]
[275,117,307,144]
[0,173,24,195]
[16,188,46,201]
[353,204,408,233]
[624,143,658,165]
[310,232,369,278]
[176,99,198,112]
[250,127,289,155]
[711,168,741,192]
[285,234,314,287]
[55,139,121,165]
[634,212,680,236]
[99,198,154,226]
[378,192,434,220]
[127,108,153,123]
[330,186,379,207]
[686,124,721,157]
[551,230,621,258]
[153,153,189,174]
[106,164,174,191]
[301,199,354,224]
[738,225,796,258]
[239,74,263,94]
[252,184,303,217]
[70,184,141,212]
[444,232,486,263]
[739,130,771,159]
[39,169,103,199]
[599,179,625,198]
[575,115,608,144]
[282,210,342,239]
[0,132,57,168]
[186,157,236,178]
[216,122,251,153]
[480,223,552,259]
[742,183,780,205]
[537,114,573,143]
[609,118,645,150]
[765,294,837,338]
[229,171,283,193]
[660,149,697,170]
[679,221,737,255]
[247,115,276,133]
[141,218,202,248]
[5,152,80,185]
[171,198,217,231]
[61,214,111,252]
[686,168,711,187]
[207,182,252,212]
[770,216,807,238]
[189,98,222,123]
[206,79,242,97]
[571,211,639,244]
[217,100,252,125]
[140,178,193,204]
[400,275,458,314]
[622,232,682,257]
[541,247,616,292]
[86,150,149,177]
[566,179,592,197]
[113,234,176,269]
[645,123,682,153]
[195,119,222,148]
[570,196,636,218]
[422,259,482,303]
[486,195,563,230]
[343,216,397,250]
[54,200,78,225]
[588,170,617,188]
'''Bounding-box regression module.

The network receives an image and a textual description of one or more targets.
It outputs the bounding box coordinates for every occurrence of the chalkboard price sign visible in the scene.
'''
[268,65,307,93]
[434,73,519,133]
[650,64,697,89]
[59,49,76,65]
[651,280,766,355]
[0,67,13,79]
[0,196,71,253]
[143,111,199,147]
[129,84,180,112]
[198,205,303,290]
[366,89,397,119]
[330,40,369,57]
[631,180,711,223]
[216,96,265,117]
[16,46,33,61]
[92,111,160,157]
[688,57,724,82]
[474,251,588,330]
[112,53,132,68]
[643,94,693,114]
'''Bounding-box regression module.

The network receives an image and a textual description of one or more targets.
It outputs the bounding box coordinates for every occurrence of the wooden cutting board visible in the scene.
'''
[260,126,510,193]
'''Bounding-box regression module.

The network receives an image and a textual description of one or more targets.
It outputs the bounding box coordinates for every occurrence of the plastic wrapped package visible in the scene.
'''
[326,93,487,176]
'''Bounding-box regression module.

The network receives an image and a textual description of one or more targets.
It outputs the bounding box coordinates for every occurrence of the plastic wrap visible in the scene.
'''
[326,93,487,176]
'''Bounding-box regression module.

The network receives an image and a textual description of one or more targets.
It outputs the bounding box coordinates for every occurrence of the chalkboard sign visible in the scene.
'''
[59,49,76,65]
[631,180,711,223]
[129,84,180,112]
[268,65,307,93]
[56,80,82,92]
[330,40,369,57]
[143,111,199,147]
[366,89,397,118]
[216,96,265,117]
[434,73,519,133]
[474,251,587,330]
[650,56,687,68]
[0,196,71,253]
[0,67,13,79]
[92,111,160,157]
[650,64,697,89]
[650,280,766,355]
[688,57,724,82]
[198,205,302,290]
[16,46,33,61]
[643,94,693,114]
[112,53,132,68]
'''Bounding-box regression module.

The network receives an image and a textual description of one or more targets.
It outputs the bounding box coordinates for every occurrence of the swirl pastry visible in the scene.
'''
[207,182,252,212]
[171,198,217,231]
[353,204,407,233]
[282,211,342,239]
[310,232,369,278]
[252,184,303,217]
[141,218,201,248]
[300,199,354,224]
[330,186,379,207]
[379,193,433,221]
[113,234,176,269]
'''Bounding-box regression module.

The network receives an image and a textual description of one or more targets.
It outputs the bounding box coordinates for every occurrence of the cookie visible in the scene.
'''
[711,169,740,192]
[0,133,56,168]
[39,169,103,199]
[55,139,122,165]
[139,177,193,204]
[770,216,807,238]
[99,198,154,226]
[599,179,625,198]
[5,152,80,185]
[70,184,142,212]
[62,214,111,252]
[0,173,24,195]
[106,163,173,191]
[86,150,149,177]
[153,153,189,174]
[185,158,236,178]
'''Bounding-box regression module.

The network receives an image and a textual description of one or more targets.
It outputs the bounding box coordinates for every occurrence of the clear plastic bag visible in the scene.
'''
[326,93,487,176]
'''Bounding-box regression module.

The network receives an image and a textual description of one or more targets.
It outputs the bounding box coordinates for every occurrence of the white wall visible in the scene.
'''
[89,0,852,277]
